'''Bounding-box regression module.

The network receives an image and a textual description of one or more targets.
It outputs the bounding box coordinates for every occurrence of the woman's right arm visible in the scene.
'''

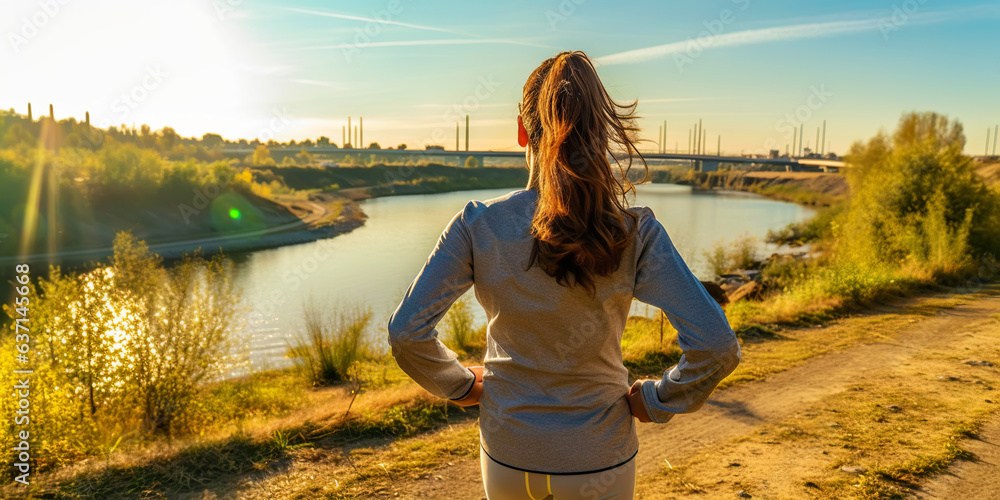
[630,207,742,423]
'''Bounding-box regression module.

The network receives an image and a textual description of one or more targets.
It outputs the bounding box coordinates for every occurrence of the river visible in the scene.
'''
[230,184,815,373]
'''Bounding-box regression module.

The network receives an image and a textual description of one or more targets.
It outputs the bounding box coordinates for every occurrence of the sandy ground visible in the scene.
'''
[909,417,1000,499]
[375,287,1000,499]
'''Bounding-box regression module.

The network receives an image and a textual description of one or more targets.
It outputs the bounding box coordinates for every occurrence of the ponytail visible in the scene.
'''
[521,51,648,297]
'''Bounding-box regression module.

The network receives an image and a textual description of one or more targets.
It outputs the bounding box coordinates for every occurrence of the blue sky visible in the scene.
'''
[2,0,998,155]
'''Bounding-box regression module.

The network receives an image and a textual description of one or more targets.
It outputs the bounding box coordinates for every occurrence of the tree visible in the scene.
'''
[252,144,275,166]
[156,126,179,152]
[1,123,34,147]
[317,136,330,147]
[367,142,381,150]
[836,111,1000,274]
[396,143,407,151]
[295,147,313,165]
[201,133,224,148]
[465,156,480,168]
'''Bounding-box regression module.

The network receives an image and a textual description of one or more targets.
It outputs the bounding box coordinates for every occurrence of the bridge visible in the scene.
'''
[223,147,847,173]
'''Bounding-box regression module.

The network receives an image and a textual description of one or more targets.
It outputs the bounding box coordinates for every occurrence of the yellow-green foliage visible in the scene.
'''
[704,232,760,278]
[252,144,276,166]
[441,296,486,359]
[286,301,374,386]
[0,232,244,472]
[621,315,682,377]
[838,111,1000,277]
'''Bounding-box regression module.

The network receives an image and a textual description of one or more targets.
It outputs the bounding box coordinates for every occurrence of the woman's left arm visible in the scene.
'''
[386,202,477,401]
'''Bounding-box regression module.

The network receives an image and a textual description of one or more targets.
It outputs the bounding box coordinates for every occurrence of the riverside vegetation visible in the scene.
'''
[0,108,524,260]
[2,111,1000,498]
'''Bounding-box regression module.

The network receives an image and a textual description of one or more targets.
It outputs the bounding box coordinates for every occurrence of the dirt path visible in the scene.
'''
[393,286,1000,499]
[909,416,1000,499]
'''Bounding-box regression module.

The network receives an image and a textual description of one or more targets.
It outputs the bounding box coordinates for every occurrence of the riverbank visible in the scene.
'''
[252,163,529,202]
[677,170,850,207]
[0,191,366,268]
[11,280,997,499]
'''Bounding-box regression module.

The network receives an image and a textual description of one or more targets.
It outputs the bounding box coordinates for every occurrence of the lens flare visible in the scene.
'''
[229,208,241,220]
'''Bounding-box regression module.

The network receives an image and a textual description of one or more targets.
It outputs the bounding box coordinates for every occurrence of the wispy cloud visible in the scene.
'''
[298,38,547,51]
[413,102,514,109]
[596,6,998,66]
[289,79,343,89]
[640,97,742,104]
[283,7,462,35]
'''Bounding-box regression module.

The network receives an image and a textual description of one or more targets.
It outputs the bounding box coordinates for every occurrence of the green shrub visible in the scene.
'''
[441,296,485,359]
[837,111,1000,277]
[286,301,373,385]
[704,232,760,278]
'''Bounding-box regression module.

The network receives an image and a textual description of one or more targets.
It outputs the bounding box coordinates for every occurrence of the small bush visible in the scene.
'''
[621,315,682,378]
[441,296,485,359]
[287,301,374,386]
[704,232,760,278]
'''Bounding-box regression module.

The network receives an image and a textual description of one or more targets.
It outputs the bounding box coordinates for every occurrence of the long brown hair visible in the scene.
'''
[521,50,649,297]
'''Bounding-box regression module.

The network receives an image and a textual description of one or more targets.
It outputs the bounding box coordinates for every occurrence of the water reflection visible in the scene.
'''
[231,185,815,371]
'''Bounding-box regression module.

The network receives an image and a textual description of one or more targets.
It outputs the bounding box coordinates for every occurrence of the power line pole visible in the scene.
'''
[821,120,827,155]
[698,119,703,155]
[799,123,804,157]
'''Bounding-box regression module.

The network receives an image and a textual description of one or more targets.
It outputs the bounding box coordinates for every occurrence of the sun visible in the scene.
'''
[0,0,260,139]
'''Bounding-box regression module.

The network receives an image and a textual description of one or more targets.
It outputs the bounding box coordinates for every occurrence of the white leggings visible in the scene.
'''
[480,446,636,500]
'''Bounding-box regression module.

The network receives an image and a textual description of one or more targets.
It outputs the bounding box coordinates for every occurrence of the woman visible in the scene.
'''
[387,51,741,499]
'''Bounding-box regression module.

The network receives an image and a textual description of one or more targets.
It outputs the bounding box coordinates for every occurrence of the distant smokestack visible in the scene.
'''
[658,126,663,154]
[465,115,469,151]
[342,126,346,147]
[663,120,667,154]
[799,123,803,156]
[456,122,459,151]
[792,128,797,157]
[27,103,32,121]
[993,124,998,155]
[821,120,827,155]
[49,104,54,120]
[717,135,720,156]
[348,117,352,146]
[85,111,90,126]
[688,129,692,154]
[360,116,363,148]
[697,119,703,155]
[354,126,358,149]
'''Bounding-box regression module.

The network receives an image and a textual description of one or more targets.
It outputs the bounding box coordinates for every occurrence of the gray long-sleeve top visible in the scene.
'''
[386,187,741,474]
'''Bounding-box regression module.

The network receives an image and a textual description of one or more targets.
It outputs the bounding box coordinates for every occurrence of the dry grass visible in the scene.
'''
[634,292,1000,500]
